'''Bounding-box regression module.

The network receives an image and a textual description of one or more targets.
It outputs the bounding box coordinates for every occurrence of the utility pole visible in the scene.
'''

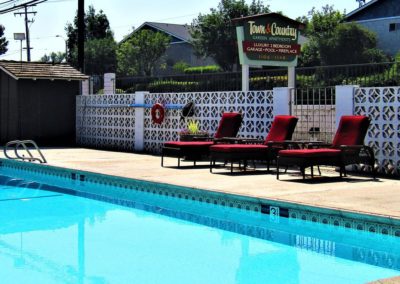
[78,0,85,72]
[14,5,36,62]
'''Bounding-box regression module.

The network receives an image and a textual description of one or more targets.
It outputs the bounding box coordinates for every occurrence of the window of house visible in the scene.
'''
[389,23,400,32]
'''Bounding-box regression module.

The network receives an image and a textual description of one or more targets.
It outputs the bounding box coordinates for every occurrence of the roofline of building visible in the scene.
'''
[0,60,89,81]
[0,65,88,81]
[345,0,379,19]
[17,77,88,81]
[0,66,17,80]
[120,22,189,44]
[347,15,400,23]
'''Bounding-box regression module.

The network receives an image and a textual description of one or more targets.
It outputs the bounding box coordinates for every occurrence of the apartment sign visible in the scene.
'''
[235,14,303,67]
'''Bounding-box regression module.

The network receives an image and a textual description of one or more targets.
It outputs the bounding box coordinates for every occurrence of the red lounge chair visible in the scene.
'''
[209,115,298,173]
[276,115,375,179]
[161,112,243,167]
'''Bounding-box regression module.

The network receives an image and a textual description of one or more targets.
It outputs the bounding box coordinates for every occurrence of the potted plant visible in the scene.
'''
[179,120,209,141]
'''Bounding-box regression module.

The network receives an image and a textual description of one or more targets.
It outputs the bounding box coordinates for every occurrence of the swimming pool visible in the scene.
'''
[0,162,399,283]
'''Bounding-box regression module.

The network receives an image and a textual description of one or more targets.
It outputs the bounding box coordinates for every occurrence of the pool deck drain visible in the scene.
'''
[2,147,400,221]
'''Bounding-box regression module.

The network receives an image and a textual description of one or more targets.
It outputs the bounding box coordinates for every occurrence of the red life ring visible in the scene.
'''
[151,103,165,124]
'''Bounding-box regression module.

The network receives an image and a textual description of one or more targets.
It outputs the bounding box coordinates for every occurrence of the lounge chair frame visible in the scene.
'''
[276,116,376,180]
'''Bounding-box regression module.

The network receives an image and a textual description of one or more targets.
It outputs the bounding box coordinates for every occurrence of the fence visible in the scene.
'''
[76,91,274,153]
[142,91,274,153]
[354,87,400,175]
[76,86,400,176]
[115,62,400,93]
[291,87,336,143]
[76,94,136,150]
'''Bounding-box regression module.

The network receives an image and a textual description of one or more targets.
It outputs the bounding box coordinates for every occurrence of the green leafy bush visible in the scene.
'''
[147,80,199,92]
[173,61,190,73]
[96,88,124,94]
[184,65,222,74]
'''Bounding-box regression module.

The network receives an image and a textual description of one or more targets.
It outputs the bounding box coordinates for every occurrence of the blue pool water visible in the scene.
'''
[0,170,399,283]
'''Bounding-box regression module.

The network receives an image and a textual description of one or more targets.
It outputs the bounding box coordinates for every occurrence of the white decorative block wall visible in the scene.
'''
[76,94,136,150]
[143,91,274,153]
[354,87,400,175]
[75,87,400,176]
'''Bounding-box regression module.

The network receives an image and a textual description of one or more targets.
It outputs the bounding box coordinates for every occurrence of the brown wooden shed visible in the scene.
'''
[0,60,88,146]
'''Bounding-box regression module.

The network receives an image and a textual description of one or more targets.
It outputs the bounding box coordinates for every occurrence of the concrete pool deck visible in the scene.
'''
[4,147,399,221]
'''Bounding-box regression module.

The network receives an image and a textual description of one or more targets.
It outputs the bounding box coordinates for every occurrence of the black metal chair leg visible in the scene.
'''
[276,161,280,179]
[178,157,180,168]
[161,155,164,167]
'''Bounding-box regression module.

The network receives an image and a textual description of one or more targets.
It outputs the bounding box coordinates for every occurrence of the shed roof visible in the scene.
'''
[0,60,89,81]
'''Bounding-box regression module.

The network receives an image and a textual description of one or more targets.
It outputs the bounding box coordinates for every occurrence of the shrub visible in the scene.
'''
[173,61,190,73]
[96,88,124,94]
[184,65,222,74]
[250,76,287,89]
[147,80,199,92]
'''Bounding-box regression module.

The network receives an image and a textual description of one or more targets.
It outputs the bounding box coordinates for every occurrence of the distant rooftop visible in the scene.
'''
[121,22,192,43]
[345,0,400,20]
[346,0,379,19]
[0,61,89,81]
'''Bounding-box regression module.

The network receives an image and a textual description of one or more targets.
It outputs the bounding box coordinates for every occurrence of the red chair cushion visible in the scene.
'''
[214,112,243,138]
[265,115,298,143]
[164,141,214,148]
[332,116,370,147]
[278,148,341,158]
[210,144,269,153]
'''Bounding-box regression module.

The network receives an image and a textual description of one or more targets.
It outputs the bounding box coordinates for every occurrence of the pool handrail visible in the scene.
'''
[4,140,47,163]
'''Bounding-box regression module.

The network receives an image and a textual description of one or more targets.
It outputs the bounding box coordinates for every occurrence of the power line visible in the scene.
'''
[0,0,46,14]
[0,0,16,6]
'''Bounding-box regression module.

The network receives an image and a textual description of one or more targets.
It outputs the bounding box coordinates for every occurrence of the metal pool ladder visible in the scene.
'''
[4,140,47,163]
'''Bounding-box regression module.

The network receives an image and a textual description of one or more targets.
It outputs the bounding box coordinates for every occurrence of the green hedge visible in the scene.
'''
[184,65,222,74]
[147,80,200,93]
[96,88,125,95]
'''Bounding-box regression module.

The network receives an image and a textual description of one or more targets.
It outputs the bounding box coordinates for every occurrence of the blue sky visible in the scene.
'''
[0,0,360,61]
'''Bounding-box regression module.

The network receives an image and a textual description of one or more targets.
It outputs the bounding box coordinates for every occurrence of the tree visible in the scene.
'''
[299,5,343,66]
[323,22,388,65]
[117,30,170,76]
[298,5,388,66]
[40,52,66,63]
[191,0,270,71]
[74,37,117,75]
[0,25,8,55]
[65,5,116,74]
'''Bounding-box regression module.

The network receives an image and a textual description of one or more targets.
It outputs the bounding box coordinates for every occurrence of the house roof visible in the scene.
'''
[121,22,192,43]
[345,0,380,19]
[0,60,89,81]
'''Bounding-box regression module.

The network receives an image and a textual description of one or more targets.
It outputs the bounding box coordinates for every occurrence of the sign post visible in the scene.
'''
[242,64,249,91]
[13,33,26,62]
[234,13,304,90]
